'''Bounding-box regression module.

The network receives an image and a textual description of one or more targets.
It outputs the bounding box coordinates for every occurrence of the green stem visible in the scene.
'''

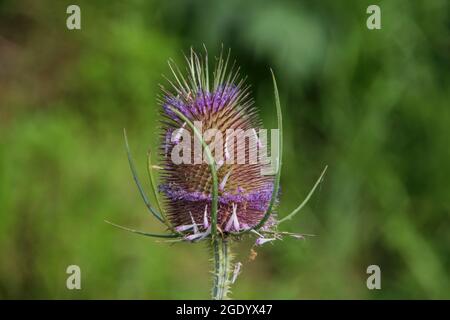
[211,238,232,300]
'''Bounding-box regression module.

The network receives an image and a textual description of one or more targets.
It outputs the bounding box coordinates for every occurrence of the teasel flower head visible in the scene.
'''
[158,49,278,239]
[108,47,327,300]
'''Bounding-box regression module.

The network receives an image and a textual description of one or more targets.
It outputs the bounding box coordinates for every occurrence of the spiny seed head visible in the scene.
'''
[158,48,277,237]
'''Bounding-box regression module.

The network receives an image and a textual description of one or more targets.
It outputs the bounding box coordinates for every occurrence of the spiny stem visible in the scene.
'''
[123,128,165,224]
[212,238,232,300]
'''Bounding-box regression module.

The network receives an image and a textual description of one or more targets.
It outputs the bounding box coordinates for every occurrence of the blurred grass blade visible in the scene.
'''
[123,128,165,224]
[278,165,328,224]
[105,220,179,239]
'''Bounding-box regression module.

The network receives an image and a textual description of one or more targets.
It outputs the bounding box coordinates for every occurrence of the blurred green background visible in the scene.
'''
[0,0,449,299]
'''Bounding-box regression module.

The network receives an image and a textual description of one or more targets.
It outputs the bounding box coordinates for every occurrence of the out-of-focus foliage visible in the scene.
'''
[0,0,448,299]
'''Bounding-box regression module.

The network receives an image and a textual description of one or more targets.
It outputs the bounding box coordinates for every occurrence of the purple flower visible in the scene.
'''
[158,49,278,238]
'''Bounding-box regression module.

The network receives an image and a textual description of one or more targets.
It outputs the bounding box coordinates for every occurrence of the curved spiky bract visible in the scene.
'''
[123,128,165,224]
[147,149,165,218]
[230,69,283,235]
[158,49,277,236]
[104,220,179,239]
[278,165,328,224]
